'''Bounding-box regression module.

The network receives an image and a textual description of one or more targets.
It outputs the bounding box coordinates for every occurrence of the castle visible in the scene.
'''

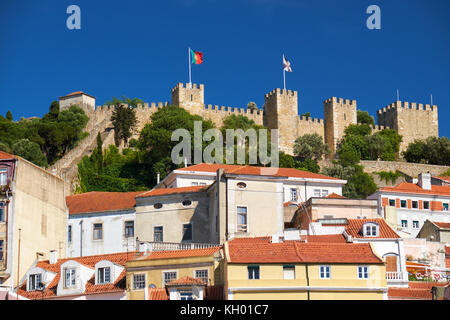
[59,83,439,156]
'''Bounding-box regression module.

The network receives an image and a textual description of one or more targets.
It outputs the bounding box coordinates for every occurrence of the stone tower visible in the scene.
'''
[58,91,96,114]
[263,88,298,154]
[171,83,205,116]
[323,97,357,156]
[377,101,438,152]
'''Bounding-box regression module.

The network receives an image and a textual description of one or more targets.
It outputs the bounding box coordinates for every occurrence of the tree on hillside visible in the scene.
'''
[357,110,374,126]
[402,136,450,166]
[6,111,13,122]
[294,133,330,162]
[12,138,48,167]
[301,112,311,120]
[110,98,138,147]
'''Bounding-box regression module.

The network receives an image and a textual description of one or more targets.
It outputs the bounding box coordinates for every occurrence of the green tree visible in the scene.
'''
[301,112,311,120]
[337,134,367,165]
[110,103,137,147]
[357,110,374,125]
[344,123,372,137]
[402,136,450,165]
[6,111,13,122]
[12,139,48,167]
[293,133,330,162]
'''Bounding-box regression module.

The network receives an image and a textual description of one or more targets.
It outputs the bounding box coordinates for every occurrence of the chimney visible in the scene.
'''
[36,252,45,262]
[271,233,282,243]
[283,229,301,241]
[418,172,431,190]
[49,250,58,264]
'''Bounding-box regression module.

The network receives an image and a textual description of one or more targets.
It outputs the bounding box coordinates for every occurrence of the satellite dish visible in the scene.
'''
[149,284,156,289]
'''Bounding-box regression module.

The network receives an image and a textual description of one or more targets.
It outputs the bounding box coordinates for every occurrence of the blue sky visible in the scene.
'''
[1,0,449,137]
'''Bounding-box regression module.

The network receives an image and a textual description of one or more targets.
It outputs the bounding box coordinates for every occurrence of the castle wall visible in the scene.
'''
[60,94,95,113]
[377,101,439,152]
[296,116,325,142]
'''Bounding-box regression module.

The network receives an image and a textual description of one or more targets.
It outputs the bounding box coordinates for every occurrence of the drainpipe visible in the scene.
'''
[79,220,83,257]
[305,264,310,300]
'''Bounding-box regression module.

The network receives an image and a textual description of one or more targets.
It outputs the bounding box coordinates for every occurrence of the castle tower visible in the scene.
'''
[58,91,96,114]
[171,83,205,116]
[377,101,438,152]
[263,88,298,155]
[323,97,357,157]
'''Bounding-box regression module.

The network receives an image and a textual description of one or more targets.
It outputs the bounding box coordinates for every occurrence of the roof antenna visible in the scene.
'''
[396,89,400,102]
[430,94,433,106]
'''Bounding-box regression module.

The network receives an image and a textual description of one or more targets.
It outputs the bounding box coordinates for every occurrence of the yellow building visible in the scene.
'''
[224,235,388,300]
[126,246,224,300]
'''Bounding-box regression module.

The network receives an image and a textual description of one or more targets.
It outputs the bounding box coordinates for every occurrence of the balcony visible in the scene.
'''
[140,241,219,252]
[386,271,405,281]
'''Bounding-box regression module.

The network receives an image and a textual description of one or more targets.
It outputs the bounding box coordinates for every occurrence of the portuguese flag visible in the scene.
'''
[190,49,203,64]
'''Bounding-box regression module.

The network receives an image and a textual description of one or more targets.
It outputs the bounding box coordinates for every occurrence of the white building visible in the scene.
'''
[368,173,450,238]
[66,191,144,257]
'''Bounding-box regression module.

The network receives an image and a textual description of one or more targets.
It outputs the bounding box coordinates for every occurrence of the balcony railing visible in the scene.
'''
[142,241,220,252]
[386,271,404,280]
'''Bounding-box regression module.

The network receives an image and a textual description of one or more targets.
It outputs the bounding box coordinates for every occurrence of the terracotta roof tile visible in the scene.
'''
[140,246,222,260]
[177,163,343,181]
[344,219,400,239]
[148,288,169,300]
[435,176,450,182]
[433,222,450,229]
[17,251,142,299]
[66,191,144,215]
[0,150,14,160]
[227,237,383,264]
[325,193,347,199]
[166,276,206,286]
[59,91,95,99]
[306,234,347,243]
[388,282,448,300]
[136,185,209,198]
[380,182,450,197]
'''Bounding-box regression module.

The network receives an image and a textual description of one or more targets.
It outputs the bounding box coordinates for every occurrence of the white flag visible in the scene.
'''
[283,55,292,72]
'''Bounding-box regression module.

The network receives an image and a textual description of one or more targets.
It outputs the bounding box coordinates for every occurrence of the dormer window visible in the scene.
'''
[97,267,111,284]
[64,268,76,288]
[363,222,379,237]
[28,273,42,291]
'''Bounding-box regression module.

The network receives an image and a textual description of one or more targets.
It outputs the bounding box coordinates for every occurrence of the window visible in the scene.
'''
[125,221,134,238]
[182,200,192,207]
[93,223,103,240]
[443,203,449,211]
[358,266,369,279]
[290,188,297,201]
[195,269,208,284]
[389,199,395,207]
[321,190,329,197]
[413,221,419,229]
[199,182,207,186]
[154,203,163,209]
[400,200,407,208]
[365,224,378,237]
[320,265,331,279]
[28,273,42,291]
[423,201,430,210]
[247,266,260,280]
[283,265,295,280]
[0,240,3,261]
[191,182,198,186]
[180,291,193,300]
[237,206,248,232]
[182,224,192,242]
[237,182,247,189]
[133,274,145,290]
[0,168,7,186]
[0,202,4,222]
[68,225,72,243]
[97,267,111,284]
[163,271,177,286]
[64,268,76,288]
[412,201,418,209]
[154,226,163,242]
[401,220,408,228]
[314,189,321,197]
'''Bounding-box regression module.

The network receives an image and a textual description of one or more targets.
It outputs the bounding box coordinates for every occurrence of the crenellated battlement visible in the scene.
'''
[95,101,169,112]
[204,104,263,115]
[377,101,438,114]
[324,97,357,106]
[171,82,204,93]
[299,116,324,124]
[264,88,297,100]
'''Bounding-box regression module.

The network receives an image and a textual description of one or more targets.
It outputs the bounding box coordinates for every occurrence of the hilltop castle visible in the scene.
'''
[59,83,439,156]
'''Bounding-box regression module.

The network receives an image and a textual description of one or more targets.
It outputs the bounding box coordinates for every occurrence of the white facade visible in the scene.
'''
[67,209,136,257]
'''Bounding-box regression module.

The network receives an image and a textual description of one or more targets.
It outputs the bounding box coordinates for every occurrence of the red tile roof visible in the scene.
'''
[66,191,144,215]
[435,176,450,182]
[59,91,95,99]
[227,237,383,264]
[306,234,347,243]
[380,182,450,197]
[17,251,142,299]
[433,222,450,229]
[446,246,450,269]
[344,219,400,239]
[325,193,347,199]
[388,282,448,300]
[177,163,343,181]
[136,185,209,198]
[148,288,169,300]
[166,276,206,286]
[0,150,14,160]
[140,246,222,260]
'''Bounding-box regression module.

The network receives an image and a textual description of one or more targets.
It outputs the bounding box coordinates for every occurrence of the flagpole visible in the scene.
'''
[283,54,286,90]
[188,47,192,88]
